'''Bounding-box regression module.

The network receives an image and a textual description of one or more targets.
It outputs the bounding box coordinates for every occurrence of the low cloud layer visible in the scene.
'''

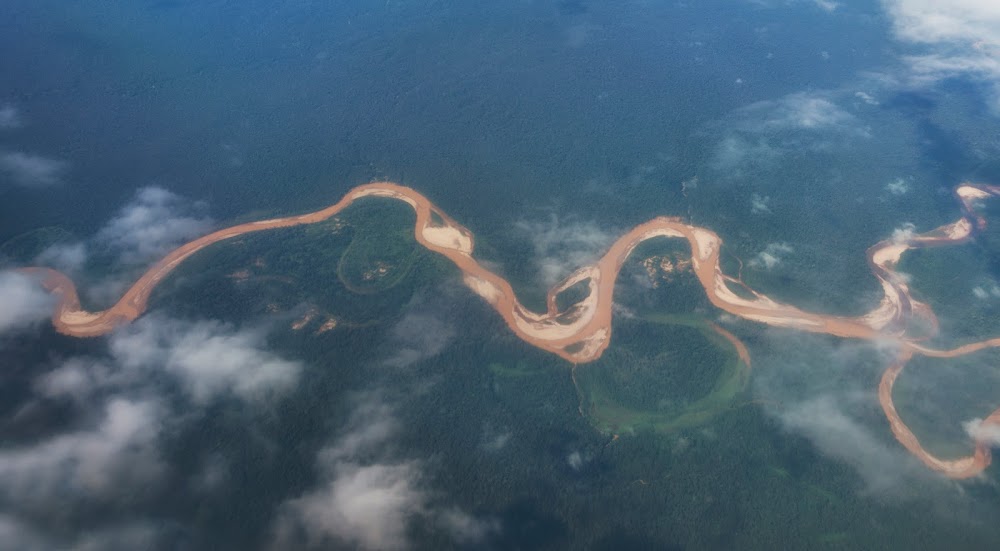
[0,271,55,335]
[762,93,861,132]
[0,104,21,129]
[0,398,165,510]
[882,1,1000,108]
[0,151,67,188]
[886,177,911,196]
[35,314,303,405]
[25,186,214,308]
[384,312,455,368]
[109,316,302,404]
[271,398,425,550]
[273,397,498,550]
[97,186,213,265]
[0,313,303,547]
[891,222,917,243]
[726,91,869,138]
[35,242,88,274]
[516,214,614,287]
[711,91,871,175]
[963,417,1000,446]
[749,242,794,270]
[780,394,915,490]
[751,193,772,214]
[753,334,935,492]
[747,0,840,11]
[0,515,167,551]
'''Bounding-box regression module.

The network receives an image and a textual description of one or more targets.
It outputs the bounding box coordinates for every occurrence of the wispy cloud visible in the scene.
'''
[97,186,213,265]
[109,315,302,404]
[0,398,165,510]
[0,515,167,551]
[34,314,302,405]
[751,193,772,214]
[273,402,420,550]
[780,394,915,490]
[24,186,212,307]
[1,312,303,546]
[883,1,1000,48]
[712,136,779,172]
[753,335,933,492]
[0,271,55,335]
[731,91,869,137]
[0,151,67,188]
[971,280,1000,300]
[384,312,455,368]
[34,241,88,274]
[886,177,911,195]
[0,104,22,129]
[746,0,840,11]
[516,214,614,286]
[710,91,871,177]
[891,222,917,243]
[749,242,794,269]
[272,396,499,550]
[882,1,1000,108]
[762,93,861,132]
[381,288,462,368]
[963,417,1000,446]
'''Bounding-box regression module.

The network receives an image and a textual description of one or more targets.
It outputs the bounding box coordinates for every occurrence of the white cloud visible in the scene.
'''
[751,193,772,214]
[481,428,512,452]
[763,93,860,131]
[0,516,48,551]
[437,508,500,544]
[746,0,840,10]
[752,335,945,492]
[963,417,1000,446]
[384,312,455,368]
[566,451,584,471]
[65,522,169,551]
[0,271,54,335]
[713,136,779,171]
[109,315,302,404]
[0,515,168,551]
[781,395,914,490]
[0,104,22,129]
[882,1,1000,108]
[35,241,88,273]
[272,398,425,551]
[273,397,498,550]
[35,315,302,407]
[279,461,426,551]
[749,242,794,269]
[0,151,67,188]
[813,0,839,12]
[891,222,917,243]
[971,281,1000,300]
[855,91,880,105]
[886,177,911,195]
[0,398,165,509]
[516,214,614,286]
[97,186,213,265]
[883,1,1000,47]
[0,311,305,547]
[711,91,871,176]
[36,357,109,403]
